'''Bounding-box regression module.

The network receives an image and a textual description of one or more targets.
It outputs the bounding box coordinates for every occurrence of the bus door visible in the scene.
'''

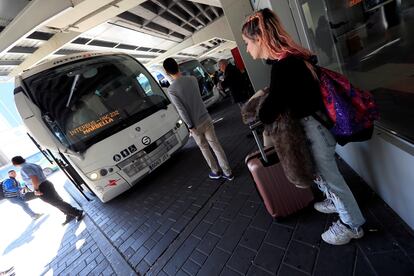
[26,133,94,201]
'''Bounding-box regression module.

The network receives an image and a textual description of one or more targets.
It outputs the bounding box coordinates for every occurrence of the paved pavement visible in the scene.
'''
[1,98,414,276]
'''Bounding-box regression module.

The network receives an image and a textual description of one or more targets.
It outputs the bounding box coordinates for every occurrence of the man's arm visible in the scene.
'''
[169,91,194,129]
[22,166,43,195]
[30,175,40,191]
[30,175,43,195]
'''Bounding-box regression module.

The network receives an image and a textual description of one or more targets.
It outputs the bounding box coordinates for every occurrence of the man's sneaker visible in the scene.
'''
[222,173,234,181]
[76,211,85,222]
[32,213,43,220]
[322,220,364,245]
[209,172,222,180]
[62,215,75,226]
[314,199,337,214]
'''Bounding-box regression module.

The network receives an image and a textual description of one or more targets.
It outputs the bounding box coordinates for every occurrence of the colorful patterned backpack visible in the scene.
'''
[315,66,380,146]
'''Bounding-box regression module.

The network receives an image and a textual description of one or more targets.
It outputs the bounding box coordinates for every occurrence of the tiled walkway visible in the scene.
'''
[9,98,413,276]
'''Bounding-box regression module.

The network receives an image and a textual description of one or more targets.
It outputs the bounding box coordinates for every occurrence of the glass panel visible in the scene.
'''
[137,73,154,96]
[296,0,414,142]
[179,60,215,100]
[24,55,169,152]
[200,58,218,75]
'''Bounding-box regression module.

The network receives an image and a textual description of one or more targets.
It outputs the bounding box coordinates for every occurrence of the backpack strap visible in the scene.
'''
[312,110,334,130]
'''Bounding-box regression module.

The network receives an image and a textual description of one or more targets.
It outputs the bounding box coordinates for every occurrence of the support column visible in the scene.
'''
[220,0,309,91]
[251,0,303,45]
[219,0,270,92]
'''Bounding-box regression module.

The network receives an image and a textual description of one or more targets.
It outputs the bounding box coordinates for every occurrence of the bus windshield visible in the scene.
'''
[23,55,169,153]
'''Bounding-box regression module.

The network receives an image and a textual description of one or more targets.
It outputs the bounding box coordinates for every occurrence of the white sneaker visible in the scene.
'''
[314,199,337,214]
[322,220,364,245]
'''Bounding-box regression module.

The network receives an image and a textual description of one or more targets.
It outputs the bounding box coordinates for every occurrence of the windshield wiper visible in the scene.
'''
[66,74,80,107]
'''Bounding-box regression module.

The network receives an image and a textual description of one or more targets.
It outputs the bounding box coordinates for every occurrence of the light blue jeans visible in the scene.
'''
[301,116,365,229]
[8,196,37,218]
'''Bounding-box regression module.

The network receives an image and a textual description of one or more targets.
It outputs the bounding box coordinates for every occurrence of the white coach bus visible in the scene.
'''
[14,52,189,202]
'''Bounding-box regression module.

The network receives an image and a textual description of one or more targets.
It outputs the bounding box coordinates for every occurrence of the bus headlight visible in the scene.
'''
[89,172,99,180]
[175,119,183,129]
[88,168,111,180]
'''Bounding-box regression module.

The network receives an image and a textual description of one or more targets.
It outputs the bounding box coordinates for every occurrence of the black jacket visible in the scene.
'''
[222,64,249,103]
[259,56,323,124]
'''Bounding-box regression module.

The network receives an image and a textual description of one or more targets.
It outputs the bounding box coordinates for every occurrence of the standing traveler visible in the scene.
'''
[219,59,254,138]
[11,156,84,225]
[163,58,234,181]
[2,170,42,220]
[241,8,365,245]
[218,59,250,106]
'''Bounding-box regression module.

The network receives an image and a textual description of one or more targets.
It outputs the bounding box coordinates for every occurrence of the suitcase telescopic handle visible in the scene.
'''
[248,121,268,163]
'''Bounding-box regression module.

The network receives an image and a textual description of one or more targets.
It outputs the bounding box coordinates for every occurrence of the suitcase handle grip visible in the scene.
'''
[248,121,262,130]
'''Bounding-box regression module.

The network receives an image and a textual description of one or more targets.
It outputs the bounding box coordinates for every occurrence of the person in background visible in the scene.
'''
[218,59,250,107]
[11,156,84,225]
[2,170,42,220]
[241,8,365,245]
[163,58,234,181]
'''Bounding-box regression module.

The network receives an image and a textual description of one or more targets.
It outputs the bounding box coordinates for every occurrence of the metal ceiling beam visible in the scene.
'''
[147,16,234,66]
[211,7,220,17]
[110,20,183,42]
[204,40,216,48]
[175,1,206,27]
[46,0,119,31]
[10,31,81,76]
[129,6,192,36]
[198,40,236,58]
[194,2,213,22]
[141,0,173,28]
[10,0,147,76]
[0,0,73,55]
[185,0,222,7]
[151,0,198,30]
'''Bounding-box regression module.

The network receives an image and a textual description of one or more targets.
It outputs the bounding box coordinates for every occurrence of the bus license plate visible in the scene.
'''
[149,154,169,171]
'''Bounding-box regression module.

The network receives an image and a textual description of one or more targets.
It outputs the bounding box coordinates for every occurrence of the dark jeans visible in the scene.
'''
[7,196,37,218]
[38,180,80,217]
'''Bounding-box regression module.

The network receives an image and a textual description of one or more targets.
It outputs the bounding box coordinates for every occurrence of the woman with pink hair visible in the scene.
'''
[242,8,365,245]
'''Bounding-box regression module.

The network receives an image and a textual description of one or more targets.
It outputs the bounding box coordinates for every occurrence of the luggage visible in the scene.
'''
[245,122,314,218]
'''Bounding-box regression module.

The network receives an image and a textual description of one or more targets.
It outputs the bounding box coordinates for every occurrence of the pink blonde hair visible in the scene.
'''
[242,8,317,78]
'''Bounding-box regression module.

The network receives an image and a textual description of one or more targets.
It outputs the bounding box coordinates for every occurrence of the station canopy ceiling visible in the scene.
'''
[0,0,236,82]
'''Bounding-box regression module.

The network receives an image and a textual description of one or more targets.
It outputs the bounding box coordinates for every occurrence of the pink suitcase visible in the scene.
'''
[245,122,314,218]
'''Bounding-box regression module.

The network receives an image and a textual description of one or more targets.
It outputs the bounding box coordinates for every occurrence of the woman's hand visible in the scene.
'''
[249,87,269,101]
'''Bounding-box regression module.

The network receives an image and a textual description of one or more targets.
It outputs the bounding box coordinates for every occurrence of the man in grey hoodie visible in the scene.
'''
[163,58,233,180]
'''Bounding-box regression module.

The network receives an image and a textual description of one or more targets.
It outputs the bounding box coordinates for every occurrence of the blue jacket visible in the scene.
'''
[2,177,21,197]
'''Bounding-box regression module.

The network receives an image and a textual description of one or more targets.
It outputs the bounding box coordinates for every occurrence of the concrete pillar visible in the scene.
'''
[219,0,270,92]
[251,0,303,45]
[220,0,307,92]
